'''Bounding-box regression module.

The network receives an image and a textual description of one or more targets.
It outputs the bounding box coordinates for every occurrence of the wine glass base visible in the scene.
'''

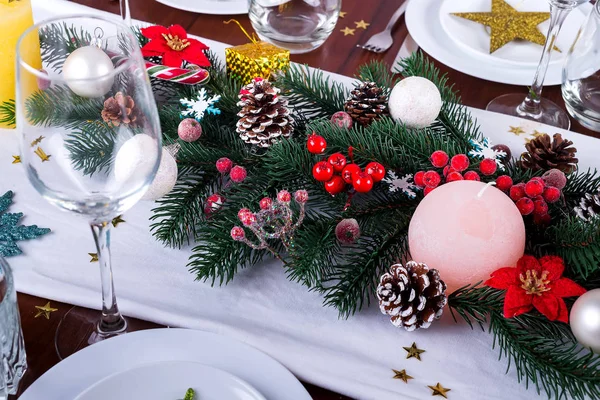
[55,306,129,360]
[486,93,571,130]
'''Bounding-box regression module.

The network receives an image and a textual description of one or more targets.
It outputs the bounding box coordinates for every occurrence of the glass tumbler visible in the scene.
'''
[0,257,27,395]
[562,1,600,131]
[248,0,341,53]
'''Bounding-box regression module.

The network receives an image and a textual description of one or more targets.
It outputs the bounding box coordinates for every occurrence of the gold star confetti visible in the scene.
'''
[89,253,99,262]
[354,20,370,29]
[341,27,355,36]
[533,129,547,138]
[392,369,413,383]
[452,0,557,53]
[34,301,58,320]
[34,147,51,162]
[30,135,45,147]
[339,11,347,18]
[509,126,526,135]
[111,215,126,227]
[428,383,451,398]
[403,342,425,361]
[12,155,21,164]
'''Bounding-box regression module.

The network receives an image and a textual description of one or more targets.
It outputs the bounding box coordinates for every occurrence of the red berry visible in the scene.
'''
[525,180,544,198]
[230,165,247,183]
[365,162,386,182]
[496,175,513,191]
[312,161,334,182]
[423,171,441,188]
[352,172,374,193]
[414,171,426,187]
[509,183,526,201]
[307,133,327,154]
[328,153,347,173]
[204,193,225,216]
[277,190,292,203]
[430,151,449,168]
[216,157,233,174]
[259,197,273,210]
[479,159,497,176]
[516,198,535,215]
[238,208,256,226]
[463,171,480,181]
[443,165,456,177]
[533,199,549,215]
[530,177,545,184]
[342,164,361,184]
[423,186,435,196]
[543,186,561,203]
[446,171,464,182]
[533,212,552,225]
[230,226,245,241]
[294,190,309,204]
[450,154,470,172]
[325,175,346,195]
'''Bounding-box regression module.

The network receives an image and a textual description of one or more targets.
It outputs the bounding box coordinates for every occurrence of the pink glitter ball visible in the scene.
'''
[331,111,353,129]
[294,190,309,204]
[37,69,51,91]
[216,157,233,174]
[178,118,202,142]
[542,168,567,190]
[335,218,361,244]
[230,165,247,183]
[277,190,292,203]
[230,226,245,241]
[259,197,273,210]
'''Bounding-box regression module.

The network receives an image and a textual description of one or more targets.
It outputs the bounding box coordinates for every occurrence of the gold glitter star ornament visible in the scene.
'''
[452,0,553,53]
[34,301,58,319]
[392,369,413,383]
[403,342,425,361]
[428,382,451,398]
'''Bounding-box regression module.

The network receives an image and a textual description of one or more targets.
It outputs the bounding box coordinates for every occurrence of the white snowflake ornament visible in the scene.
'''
[383,171,419,199]
[469,137,507,171]
[180,88,221,121]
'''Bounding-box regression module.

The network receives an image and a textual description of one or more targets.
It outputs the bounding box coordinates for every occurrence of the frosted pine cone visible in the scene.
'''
[377,261,447,331]
[575,193,600,221]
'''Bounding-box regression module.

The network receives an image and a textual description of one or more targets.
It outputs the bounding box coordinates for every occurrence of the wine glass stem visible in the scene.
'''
[91,222,126,336]
[119,0,132,27]
[518,4,571,118]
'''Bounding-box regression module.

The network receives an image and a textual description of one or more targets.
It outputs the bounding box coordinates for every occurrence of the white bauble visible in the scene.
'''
[114,134,159,186]
[142,148,178,201]
[63,46,115,98]
[570,289,600,353]
[388,76,442,129]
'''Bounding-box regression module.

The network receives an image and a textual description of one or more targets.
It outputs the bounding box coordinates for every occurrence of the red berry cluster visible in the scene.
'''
[216,157,247,183]
[498,175,562,224]
[307,133,385,195]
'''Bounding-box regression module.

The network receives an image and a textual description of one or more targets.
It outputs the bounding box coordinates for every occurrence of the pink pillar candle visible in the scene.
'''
[408,181,525,294]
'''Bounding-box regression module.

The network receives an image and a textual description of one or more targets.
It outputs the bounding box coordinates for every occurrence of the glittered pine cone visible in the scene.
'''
[236,79,294,148]
[520,133,578,173]
[574,192,600,221]
[344,82,389,127]
[101,92,142,127]
[377,261,447,331]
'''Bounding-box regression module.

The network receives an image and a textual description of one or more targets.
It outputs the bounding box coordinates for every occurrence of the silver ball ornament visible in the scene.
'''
[142,148,178,201]
[570,289,600,353]
[388,76,442,129]
[63,46,115,98]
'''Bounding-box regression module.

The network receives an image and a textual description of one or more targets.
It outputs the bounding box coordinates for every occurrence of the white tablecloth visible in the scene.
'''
[4,1,600,399]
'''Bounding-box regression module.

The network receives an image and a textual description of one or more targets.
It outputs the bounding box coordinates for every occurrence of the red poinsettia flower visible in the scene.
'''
[485,255,586,323]
[140,24,210,68]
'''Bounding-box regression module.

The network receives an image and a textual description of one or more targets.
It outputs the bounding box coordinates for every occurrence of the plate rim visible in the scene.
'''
[154,0,248,15]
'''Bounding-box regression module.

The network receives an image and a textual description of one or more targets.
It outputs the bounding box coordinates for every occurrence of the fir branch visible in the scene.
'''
[355,60,400,94]
[39,22,92,71]
[64,121,118,176]
[563,168,600,209]
[0,100,15,127]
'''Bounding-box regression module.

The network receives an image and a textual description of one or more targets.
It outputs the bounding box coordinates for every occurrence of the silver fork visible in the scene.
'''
[357,1,409,53]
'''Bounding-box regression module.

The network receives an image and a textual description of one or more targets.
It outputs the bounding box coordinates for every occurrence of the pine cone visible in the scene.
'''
[574,193,600,221]
[236,79,293,148]
[377,261,447,331]
[101,92,141,127]
[520,133,578,173]
[344,82,389,126]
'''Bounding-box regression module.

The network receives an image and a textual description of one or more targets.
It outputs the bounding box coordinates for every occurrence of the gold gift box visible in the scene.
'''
[225,41,290,85]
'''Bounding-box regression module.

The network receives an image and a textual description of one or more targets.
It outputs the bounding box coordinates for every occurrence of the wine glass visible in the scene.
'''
[486,0,589,129]
[16,15,162,358]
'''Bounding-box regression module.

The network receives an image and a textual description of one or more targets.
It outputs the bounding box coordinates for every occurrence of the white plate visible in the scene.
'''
[439,0,586,68]
[74,361,266,400]
[19,329,311,400]
[406,0,593,86]
[155,0,248,15]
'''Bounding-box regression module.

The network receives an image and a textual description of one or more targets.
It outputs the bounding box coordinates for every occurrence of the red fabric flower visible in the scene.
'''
[485,255,586,323]
[140,24,210,68]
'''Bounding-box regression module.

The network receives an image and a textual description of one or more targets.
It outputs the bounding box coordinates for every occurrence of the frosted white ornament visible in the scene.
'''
[142,148,178,201]
[570,289,600,353]
[114,134,159,186]
[388,76,442,129]
[63,46,115,98]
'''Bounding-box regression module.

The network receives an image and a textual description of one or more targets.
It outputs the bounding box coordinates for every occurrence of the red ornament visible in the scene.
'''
[450,154,470,172]
[230,165,247,183]
[542,169,567,190]
[331,111,353,129]
[277,190,292,203]
[463,171,480,181]
[485,255,586,322]
[414,171,426,187]
[525,180,544,198]
[342,163,361,184]
[430,151,449,168]
[516,197,534,215]
[313,161,334,182]
[423,186,435,196]
[307,133,327,154]
[259,197,273,210]
[204,193,225,216]
[238,208,256,226]
[335,218,361,244]
[479,158,497,176]
[533,199,549,215]
[365,162,386,182]
[543,187,561,203]
[509,183,526,201]
[423,171,441,188]
[352,172,374,193]
[325,176,346,195]
[141,24,210,68]
[216,157,233,174]
[496,175,513,191]
[328,153,347,173]
[230,226,245,241]
[446,171,464,182]
[294,190,309,204]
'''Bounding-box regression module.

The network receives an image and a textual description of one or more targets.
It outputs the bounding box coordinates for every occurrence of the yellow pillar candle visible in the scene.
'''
[0,0,40,129]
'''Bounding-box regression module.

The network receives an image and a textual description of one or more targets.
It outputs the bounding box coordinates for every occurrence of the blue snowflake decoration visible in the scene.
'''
[383,171,419,199]
[180,88,221,121]
[0,191,51,257]
[469,137,507,171]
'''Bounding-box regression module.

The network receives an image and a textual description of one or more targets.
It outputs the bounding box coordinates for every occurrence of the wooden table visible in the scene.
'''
[13,0,598,398]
